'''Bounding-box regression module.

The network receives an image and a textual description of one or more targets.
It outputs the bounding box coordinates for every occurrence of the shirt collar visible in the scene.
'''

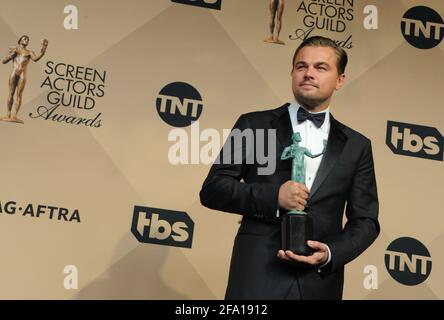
[288,100,331,133]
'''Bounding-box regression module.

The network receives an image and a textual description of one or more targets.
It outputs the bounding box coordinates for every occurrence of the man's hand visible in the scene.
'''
[277,240,329,266]
[278,180,309,211]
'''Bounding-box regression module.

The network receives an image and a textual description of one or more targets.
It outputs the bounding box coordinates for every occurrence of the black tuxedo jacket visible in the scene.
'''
[200,103,380,300]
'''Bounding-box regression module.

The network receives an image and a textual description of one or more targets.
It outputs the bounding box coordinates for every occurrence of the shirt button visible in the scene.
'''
[308,177,312,180]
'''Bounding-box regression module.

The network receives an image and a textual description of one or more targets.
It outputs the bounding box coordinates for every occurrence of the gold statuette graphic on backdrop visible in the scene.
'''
[264,0,285,45]
[1,35,48,124]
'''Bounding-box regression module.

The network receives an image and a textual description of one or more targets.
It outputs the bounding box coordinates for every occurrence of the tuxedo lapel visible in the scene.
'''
[308,114,347,201]
[271,103,293,152]
[270,106,348,201]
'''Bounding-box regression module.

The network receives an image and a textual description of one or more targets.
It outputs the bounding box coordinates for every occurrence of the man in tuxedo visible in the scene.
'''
[199,36,380,300]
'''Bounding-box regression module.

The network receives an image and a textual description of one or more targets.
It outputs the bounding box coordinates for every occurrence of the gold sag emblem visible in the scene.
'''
[1,35,48,124]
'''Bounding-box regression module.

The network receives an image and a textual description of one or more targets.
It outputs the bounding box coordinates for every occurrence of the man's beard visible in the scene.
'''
[295,93,328,111]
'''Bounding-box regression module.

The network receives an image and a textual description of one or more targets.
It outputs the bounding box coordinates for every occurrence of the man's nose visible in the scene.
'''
[304,66,315,78]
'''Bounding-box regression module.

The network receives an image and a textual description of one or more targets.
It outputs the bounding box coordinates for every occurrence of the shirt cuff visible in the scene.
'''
[317,244,331,272]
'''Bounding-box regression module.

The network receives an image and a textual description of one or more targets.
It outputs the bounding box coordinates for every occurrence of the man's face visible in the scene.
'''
[291,46,345,110]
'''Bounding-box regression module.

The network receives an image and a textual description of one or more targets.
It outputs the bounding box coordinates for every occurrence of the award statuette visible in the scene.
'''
[280,132,326,256]
[1,35,48,124]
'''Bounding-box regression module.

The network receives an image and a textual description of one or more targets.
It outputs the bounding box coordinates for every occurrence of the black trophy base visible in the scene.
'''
[281,213,313,256]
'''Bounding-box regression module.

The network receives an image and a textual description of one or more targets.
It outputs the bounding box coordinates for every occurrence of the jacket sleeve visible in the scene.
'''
[199,114,280,224]
[322,139,380,274]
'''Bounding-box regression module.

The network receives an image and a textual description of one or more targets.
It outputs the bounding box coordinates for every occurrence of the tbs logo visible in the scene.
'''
[386,121,443,161]
[131,206,194,248]
[171,0,222,10]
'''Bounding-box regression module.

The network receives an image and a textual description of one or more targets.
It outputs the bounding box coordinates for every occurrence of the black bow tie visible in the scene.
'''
[297,107,326,128]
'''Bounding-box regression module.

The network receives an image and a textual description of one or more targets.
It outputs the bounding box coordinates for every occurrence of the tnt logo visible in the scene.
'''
[401,6,444,49]
[131,206,194,248]
[171,0,222,10]
[156,82,203,127]
[386,121,443,161]
[385,237,432,286]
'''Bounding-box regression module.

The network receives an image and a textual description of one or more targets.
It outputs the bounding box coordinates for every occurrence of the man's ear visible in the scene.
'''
[335,74,345,91]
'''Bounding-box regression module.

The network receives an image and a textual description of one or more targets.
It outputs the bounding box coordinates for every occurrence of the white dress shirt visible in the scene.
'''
[287,100,330,190]
[278,100,332,270]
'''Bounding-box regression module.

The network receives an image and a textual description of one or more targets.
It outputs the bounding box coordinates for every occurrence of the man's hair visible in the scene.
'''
[292,36,348,74]
[18,35,29,45]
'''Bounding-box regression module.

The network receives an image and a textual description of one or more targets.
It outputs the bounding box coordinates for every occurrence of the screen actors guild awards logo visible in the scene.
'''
[0,35,48,124]
[29,61,106,128]
[288,0,353,49]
